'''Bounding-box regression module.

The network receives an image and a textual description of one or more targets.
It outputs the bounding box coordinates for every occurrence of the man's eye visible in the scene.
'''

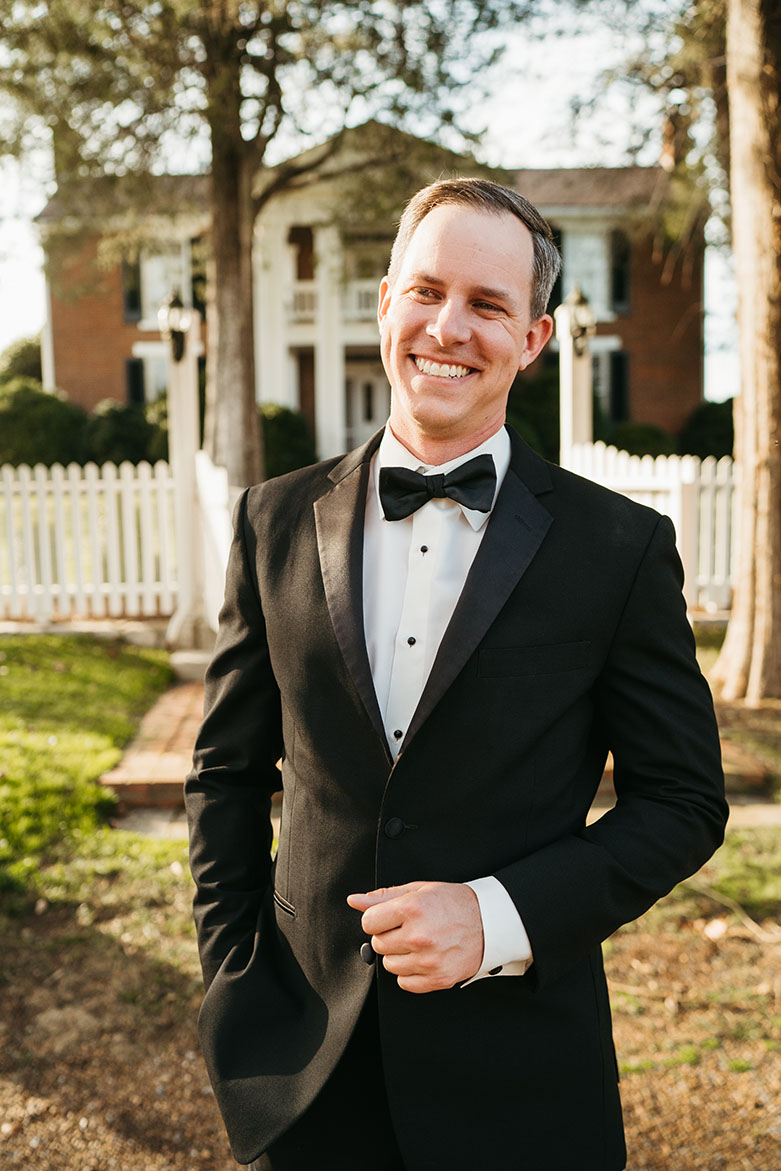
[475,301,502,313]
[414,287,438,299]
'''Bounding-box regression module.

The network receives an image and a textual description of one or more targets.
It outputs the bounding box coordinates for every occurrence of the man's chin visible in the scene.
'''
[395,407,465,438]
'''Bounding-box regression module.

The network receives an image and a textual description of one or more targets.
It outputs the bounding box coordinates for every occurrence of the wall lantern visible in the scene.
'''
[564,284,597,356]
[158,291,192,363]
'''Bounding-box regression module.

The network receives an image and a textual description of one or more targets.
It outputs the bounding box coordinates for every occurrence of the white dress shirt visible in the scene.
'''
[362,424,533,981]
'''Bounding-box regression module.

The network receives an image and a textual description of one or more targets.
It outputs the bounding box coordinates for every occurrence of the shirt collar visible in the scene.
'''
[373,424,511,531]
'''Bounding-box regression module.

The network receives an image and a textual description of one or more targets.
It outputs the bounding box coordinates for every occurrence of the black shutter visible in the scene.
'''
[547,225,563,314]
[121,259,142,323]
[609,351,629,422]
[610,231,631,315]
[126,358,145,405]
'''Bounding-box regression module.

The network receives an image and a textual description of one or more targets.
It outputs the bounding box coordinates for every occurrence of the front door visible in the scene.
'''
[345,361,391,449]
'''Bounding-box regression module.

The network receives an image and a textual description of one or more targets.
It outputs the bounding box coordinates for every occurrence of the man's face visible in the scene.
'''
[378,204,552,454]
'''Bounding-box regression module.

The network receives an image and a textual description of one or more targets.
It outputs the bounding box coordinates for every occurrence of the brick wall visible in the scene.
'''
[48,236,160,412]
[48,226,704,436]
[598,234,704,435]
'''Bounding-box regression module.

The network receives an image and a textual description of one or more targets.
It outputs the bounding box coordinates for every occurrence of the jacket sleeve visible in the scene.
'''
[184,487,283,990]
[495,514,728,988]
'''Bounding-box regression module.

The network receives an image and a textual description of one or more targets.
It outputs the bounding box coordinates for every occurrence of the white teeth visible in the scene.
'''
[414,358,471,378]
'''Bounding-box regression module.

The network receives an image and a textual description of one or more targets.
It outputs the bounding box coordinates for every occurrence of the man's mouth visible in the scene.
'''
[413,356,473,379]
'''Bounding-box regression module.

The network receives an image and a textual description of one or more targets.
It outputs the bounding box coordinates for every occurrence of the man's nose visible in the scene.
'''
[426,299,471,347]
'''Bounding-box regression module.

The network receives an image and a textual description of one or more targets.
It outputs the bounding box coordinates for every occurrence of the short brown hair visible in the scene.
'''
[387,177,561,321]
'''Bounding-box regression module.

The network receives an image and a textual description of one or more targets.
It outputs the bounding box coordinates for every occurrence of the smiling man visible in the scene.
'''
[377,199,551,460]
[186,178,727,1171]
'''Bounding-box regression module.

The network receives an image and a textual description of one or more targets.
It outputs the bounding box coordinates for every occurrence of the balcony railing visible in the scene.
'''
[290,284,317,323]
[288,279,379,325]
[343,279,379,321]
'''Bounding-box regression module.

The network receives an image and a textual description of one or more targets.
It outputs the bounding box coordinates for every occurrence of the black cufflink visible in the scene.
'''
[360,942,375,965]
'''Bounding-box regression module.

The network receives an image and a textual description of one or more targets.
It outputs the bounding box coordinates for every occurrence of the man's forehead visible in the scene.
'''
[397,205,534,297]
[403,204,533,262]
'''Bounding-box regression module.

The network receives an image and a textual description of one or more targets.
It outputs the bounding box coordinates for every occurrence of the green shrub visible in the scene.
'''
[607,421,677,457]
[506,361,560,462]
[0,379,88,466]
[0,634,173,897]
[259,403,317,479]
[144,395,170,461]
[0,334,42,385]
[678,399,734,459]
[85,399,167,465]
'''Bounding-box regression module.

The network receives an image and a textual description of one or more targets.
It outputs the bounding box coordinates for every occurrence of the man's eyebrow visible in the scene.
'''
[472,284,517,305]
[407,272,518,305]
[407,270,442,286]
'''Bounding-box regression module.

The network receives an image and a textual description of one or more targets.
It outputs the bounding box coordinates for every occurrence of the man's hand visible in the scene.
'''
[347,881,483,993]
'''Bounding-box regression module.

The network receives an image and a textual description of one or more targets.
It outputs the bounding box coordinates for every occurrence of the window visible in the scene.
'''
[561,231,610,319]
[140,245,189,322]
[288,226,315,280]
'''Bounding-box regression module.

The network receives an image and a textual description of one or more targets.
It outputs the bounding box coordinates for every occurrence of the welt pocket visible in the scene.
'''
[478,641,592,678]
[273,889,296,917]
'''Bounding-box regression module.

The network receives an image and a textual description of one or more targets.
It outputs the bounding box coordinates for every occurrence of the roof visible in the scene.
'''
[37,173,209,224]
[37,125,666,225]
[508,166,666,210]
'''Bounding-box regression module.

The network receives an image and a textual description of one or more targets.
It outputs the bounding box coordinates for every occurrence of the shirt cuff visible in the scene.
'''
[461,876,533,986]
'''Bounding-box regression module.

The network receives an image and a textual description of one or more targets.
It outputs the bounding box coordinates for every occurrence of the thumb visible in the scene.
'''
[347,881,422,911]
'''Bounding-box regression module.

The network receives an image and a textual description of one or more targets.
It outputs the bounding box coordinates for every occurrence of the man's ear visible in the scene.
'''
[518,314,554,372]
[378,277,391,329]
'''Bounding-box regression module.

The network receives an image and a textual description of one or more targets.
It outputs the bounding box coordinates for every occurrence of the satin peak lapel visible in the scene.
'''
[402,462,553,750]
[313,435,389,756]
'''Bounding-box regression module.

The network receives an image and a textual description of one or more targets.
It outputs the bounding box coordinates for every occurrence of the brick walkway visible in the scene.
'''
[101,682,204,810]
[103,683,781,835]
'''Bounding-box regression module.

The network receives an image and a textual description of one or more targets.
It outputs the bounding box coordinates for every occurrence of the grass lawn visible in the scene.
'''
[0,633,173,895]
[1,823,779,1170]
[0,630,779,1168]
[694,621,781,789]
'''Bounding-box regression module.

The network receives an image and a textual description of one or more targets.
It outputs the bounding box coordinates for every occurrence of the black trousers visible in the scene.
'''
[248,982,407,1170]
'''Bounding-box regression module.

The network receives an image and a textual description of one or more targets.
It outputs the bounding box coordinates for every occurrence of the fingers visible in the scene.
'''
[346,881,484,993]
[346,882,423,912]
[395,973,452,994]
[347,883,425,935]
[378,942,454,994]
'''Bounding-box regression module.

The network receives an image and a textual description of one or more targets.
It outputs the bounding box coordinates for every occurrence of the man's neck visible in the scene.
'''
[387,420,506,467]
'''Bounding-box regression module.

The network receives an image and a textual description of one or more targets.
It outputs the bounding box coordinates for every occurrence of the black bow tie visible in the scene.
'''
[379,454,496,521]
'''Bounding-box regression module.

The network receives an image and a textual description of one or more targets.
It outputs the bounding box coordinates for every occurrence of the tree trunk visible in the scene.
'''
[203,45,264,488]
[712,0,781,703]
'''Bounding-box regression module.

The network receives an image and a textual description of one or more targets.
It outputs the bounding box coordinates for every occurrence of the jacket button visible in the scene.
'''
[360,942,375,965]
[384,817,405,839]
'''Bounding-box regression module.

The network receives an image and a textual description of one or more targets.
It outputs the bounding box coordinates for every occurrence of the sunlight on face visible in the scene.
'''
[378,205,552,459]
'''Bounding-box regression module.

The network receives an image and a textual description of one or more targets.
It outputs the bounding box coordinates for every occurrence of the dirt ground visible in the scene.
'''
[1,842,780,1170]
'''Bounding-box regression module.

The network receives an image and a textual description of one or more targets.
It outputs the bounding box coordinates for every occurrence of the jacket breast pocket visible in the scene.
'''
[478,641,592,678]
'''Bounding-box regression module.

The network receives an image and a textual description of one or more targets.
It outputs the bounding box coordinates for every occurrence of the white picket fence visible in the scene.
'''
[565,442,736,611]
[0,443,737,626]
[0,460,177,622]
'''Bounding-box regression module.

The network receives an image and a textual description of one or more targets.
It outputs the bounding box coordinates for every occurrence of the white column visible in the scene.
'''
[165,315,210,649]
[555,290,595,468]
[314,225,346,458]
[41,276,56,391]
[255,217,295,409]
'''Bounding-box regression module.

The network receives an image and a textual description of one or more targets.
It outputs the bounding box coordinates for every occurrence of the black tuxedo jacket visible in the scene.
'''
[185,426,727,1170]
